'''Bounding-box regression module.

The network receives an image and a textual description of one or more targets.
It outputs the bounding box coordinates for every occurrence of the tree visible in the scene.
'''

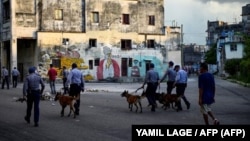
[205,44,217,64]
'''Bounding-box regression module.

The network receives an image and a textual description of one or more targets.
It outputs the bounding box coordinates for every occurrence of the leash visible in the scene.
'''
[135,86,143,93]
[158,83,161,93]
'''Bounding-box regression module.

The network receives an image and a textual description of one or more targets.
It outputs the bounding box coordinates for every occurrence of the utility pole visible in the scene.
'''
[181,24,184,67]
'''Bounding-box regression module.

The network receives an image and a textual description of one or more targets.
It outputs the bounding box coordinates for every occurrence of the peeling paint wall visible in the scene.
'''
[1,0,181,82]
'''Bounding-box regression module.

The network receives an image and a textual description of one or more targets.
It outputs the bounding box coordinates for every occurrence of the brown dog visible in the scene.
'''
[121,90,143,113]
[162,93,181,111]
[54,92,76,118]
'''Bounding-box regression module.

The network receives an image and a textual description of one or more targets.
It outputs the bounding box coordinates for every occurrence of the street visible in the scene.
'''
[0,76,250,141]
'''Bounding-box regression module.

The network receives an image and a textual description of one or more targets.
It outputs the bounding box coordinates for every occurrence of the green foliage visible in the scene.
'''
[243,34,250,59]
[239,59,250,83]
[224,59,242,76]
[205,44,217,64]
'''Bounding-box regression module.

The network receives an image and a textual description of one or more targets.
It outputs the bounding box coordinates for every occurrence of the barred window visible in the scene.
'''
[92,12,99,23]
[122,14,130,24]
[148,15,155,25]
[55,9,63,20]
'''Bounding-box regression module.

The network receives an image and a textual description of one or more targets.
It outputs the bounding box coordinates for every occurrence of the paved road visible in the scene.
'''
[0,76,249,141]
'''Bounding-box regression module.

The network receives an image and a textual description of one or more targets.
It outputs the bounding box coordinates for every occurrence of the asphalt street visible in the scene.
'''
[0,75,250,141]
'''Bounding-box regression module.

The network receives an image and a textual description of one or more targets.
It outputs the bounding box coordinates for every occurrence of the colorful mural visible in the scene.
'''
[97,46,120,80]
[37,41,167,82]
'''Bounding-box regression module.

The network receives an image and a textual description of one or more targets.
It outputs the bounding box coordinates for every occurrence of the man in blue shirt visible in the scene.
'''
[67,63,85,115]
[159,61,176,94]
[142,63,159,112]
[12,67,20,88]
[1,66,9,89]
[198,62,219,125]
[23,67,45,127]
[174,65,190,111]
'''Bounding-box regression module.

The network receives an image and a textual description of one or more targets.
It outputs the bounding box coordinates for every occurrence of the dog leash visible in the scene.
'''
[158,83,161,93]
[135,86,143,93]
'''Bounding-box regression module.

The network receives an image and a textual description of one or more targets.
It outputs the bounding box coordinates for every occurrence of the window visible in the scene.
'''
[52,59,61,68]
[230,44,237,51]
[55,9,63,20]
[148,15,155,25]
[89,60,93,70]
[121,39,132,50]
[94,58,100,66]
[3,1,10,22]
[147,40,155,48]
[122,14,130,24]
[89,39,97,47]
[92,12,99,23]
[129,58,132,67]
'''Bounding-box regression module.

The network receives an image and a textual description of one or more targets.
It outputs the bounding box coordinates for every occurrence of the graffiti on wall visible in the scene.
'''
[37,40,166,81]
[97,46,120,80]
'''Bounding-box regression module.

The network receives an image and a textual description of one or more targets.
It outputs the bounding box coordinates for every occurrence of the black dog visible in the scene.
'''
[16,97,26,103]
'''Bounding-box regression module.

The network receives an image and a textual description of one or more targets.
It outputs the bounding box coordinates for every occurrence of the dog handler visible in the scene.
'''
[66,63,84,115]
[141,63,159,112]
[23,67,45,127]
[159,61,176,94]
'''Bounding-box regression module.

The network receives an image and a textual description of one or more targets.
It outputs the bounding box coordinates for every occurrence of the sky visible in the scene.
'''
[164,0,249,45]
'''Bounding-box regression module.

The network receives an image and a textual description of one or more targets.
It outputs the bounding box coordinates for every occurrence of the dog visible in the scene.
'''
[141,91,165,108]
[41,91,53,101]
[16,97,26,103]
[162,93,181,111]
[121,90,143,113]
[54,92,76,118]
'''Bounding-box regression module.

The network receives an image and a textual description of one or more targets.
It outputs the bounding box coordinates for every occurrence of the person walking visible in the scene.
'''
[47,64,57,94]
[62,66,69,94]
[12,67,20,88]
[159,61,176,94]
[23,67,45,127]
[173,65,190,111]
[141,63,159,112]
[1,66,9,89]
[198,62,220,125]
[66,63,84,115]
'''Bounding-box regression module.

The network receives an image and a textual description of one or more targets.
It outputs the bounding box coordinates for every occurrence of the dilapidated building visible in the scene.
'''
[0,0,181,82]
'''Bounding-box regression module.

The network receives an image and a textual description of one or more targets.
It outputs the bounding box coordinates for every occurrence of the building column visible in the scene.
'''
[11,38,18,70]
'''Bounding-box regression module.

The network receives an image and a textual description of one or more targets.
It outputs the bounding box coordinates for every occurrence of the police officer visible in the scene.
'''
[12,67,20,88]
[23,67,45,127]
[66,63,84,115]
[62,66,69,94]
[173,65,190,111]
[141,63,159,112]
[1,66,9,89]
[159,61,176,94]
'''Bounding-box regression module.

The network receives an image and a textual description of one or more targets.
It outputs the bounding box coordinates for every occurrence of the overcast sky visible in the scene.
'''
[164,0,249,45]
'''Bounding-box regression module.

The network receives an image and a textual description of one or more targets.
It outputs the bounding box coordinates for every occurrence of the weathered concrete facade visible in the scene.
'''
[0,0,181,82]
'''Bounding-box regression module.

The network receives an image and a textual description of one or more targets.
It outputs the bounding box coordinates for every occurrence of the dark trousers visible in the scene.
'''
[26,90,40,124]
[176,83,190,110]
[63,78,69,94]
[69,84,81,114]
[145,83,158,110]
[1,76,9,89]
[12,76,18,88]
[49,80,56,94]
[167,81,175,94]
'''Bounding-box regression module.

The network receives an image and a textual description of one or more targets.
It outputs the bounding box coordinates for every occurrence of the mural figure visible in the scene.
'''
[97,46,120,80]
[131,60,140,77]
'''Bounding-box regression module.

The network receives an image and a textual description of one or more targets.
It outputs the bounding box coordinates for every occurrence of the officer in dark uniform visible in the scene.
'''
[23,67,45,127]
[66,63,84,115]
[141,63,159,112]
